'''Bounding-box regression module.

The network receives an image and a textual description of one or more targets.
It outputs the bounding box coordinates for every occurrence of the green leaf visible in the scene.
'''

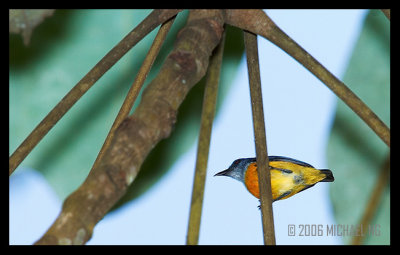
[10,10,244,209]
[327,10,390,245]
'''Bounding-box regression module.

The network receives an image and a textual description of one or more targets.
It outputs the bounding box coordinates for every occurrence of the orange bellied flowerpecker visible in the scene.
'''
[215,156,334,202]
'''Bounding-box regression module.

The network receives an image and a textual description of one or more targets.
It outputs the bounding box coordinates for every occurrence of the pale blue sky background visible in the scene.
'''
[10,9,368,245]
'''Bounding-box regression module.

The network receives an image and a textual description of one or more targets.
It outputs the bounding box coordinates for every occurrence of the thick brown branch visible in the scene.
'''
[34,9,225,245]
[225,9,390,147]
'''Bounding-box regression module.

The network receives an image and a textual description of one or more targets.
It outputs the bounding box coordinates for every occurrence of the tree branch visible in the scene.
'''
[244,30,276,245]
[225,9,390,148]
[381,9,390,21]
[186,29,226,245]
[34,9,225,245]
[351,154,390,245]
[91,15,176,172]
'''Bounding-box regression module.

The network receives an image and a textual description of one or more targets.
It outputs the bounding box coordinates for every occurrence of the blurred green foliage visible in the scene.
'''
[9,10,244,209]
[327,10,390,244]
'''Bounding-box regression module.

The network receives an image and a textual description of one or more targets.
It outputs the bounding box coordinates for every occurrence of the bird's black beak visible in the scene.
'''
[319,169,334,182]
[214,169,230,177]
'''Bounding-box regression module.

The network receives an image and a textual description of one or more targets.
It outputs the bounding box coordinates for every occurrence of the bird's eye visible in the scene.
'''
[233,160,240,165]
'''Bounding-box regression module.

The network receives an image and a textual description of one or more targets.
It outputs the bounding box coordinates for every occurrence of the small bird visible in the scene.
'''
[214,156,334,202]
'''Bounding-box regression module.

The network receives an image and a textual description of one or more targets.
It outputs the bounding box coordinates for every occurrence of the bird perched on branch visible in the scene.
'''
[214,156,334,202]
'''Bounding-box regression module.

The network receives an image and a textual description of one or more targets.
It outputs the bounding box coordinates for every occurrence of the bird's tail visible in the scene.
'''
[319,169,334,182]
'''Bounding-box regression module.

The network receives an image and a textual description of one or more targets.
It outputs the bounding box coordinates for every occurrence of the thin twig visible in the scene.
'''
[225,9,390,148]
[9,9,181,176]
[244,30,276,245]
[351,155,390,245]
[186,30,226,245]
[91,16,176,171]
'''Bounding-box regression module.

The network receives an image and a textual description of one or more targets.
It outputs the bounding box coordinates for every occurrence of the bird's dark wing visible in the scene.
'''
[268,156,315,168]
[273,191,292,202]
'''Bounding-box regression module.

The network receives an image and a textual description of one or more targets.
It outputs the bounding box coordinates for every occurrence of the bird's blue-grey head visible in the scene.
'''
[214,158,256,183]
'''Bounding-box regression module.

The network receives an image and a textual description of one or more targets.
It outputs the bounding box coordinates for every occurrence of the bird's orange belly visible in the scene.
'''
[244,162,293,201]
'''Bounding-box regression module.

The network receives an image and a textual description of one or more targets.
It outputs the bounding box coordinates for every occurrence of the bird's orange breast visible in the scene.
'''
[244,162,261,198]
[243,162,287,201]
